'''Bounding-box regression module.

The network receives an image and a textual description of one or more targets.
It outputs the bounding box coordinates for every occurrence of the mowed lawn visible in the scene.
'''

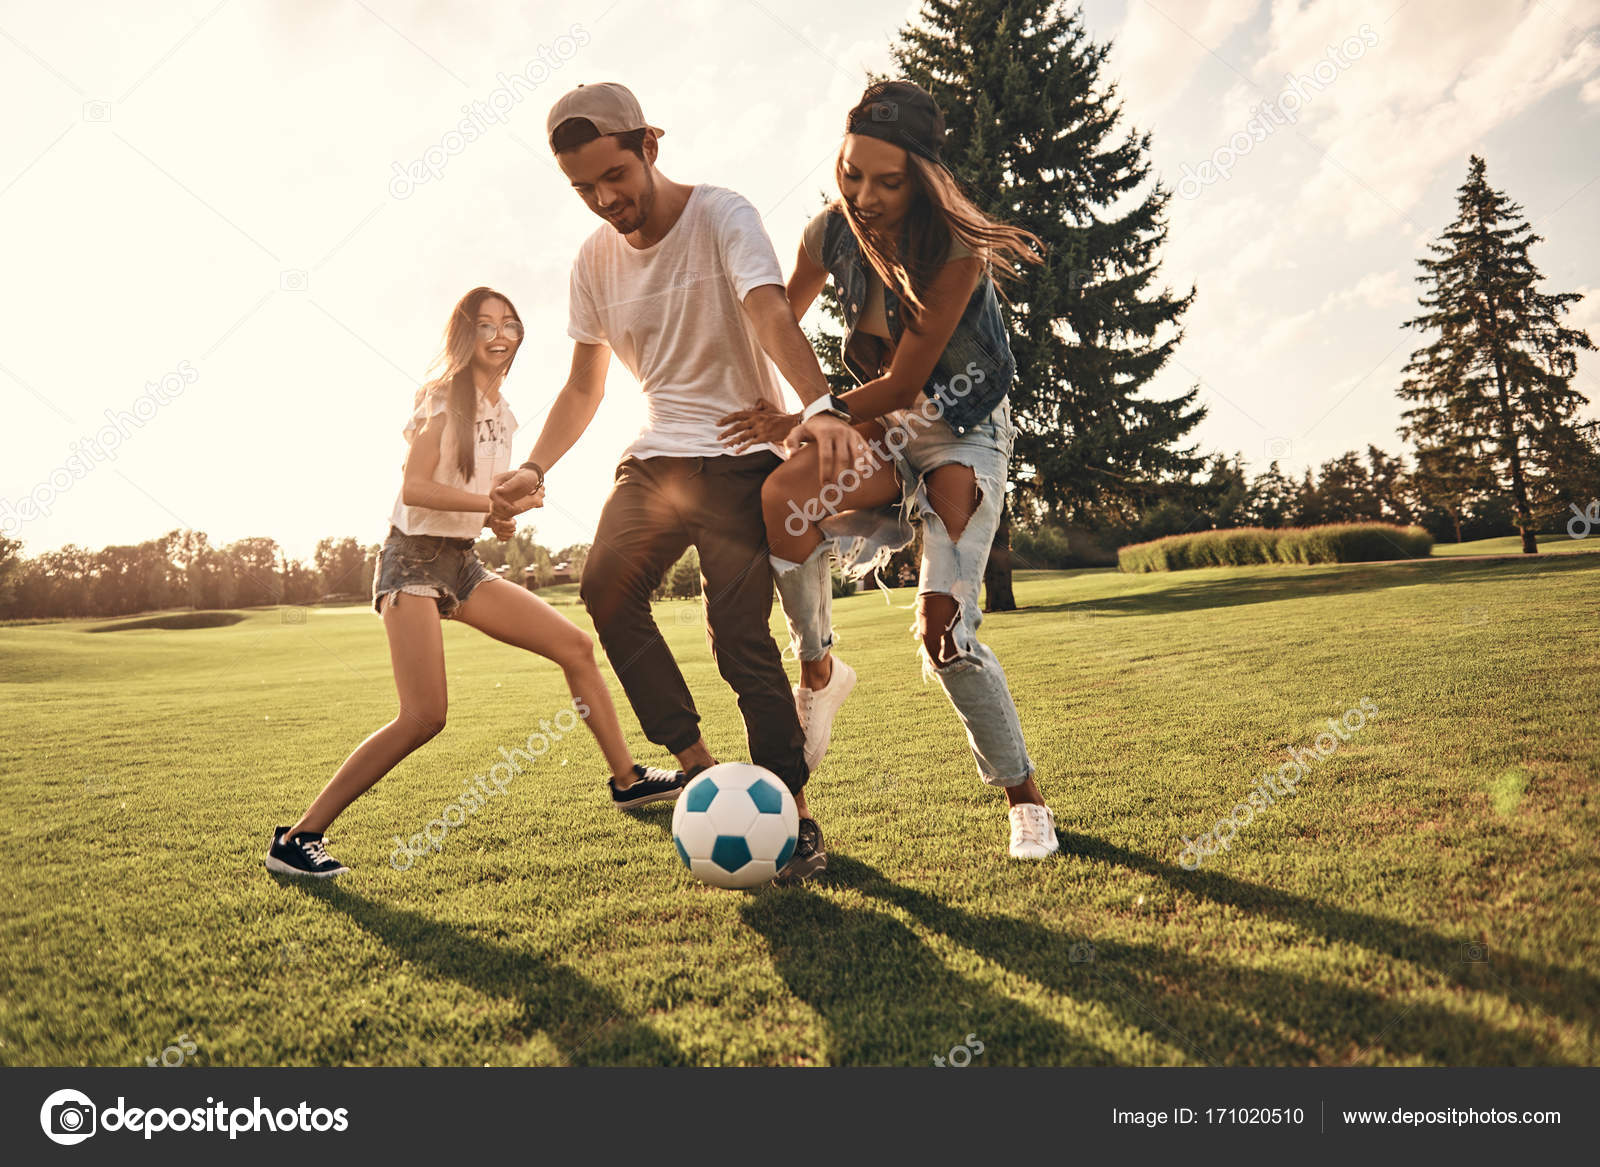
[1,554,1596,1067]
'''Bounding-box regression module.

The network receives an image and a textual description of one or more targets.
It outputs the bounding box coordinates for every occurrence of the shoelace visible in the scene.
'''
[301,837,334,866]
[1012,807,1046,845]
[632,766,680,788]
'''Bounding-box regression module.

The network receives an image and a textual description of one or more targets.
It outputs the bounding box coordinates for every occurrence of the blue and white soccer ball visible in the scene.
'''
[671,763,799,888]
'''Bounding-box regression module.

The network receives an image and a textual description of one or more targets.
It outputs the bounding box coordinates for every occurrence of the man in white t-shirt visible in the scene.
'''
[491,83,868,881]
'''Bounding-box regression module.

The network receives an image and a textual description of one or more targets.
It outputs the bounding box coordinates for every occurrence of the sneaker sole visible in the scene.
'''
[774,852,827,884]
[265,856,349,878]
[611,786,684,810]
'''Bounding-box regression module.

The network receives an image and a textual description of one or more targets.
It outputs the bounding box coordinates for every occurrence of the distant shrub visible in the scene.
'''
[1118,523,1432,573]
[1011,522,1119,568]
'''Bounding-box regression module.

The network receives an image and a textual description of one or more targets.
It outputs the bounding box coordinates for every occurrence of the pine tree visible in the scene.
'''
[1243,461,1296,528]
[1398,155,1595,553]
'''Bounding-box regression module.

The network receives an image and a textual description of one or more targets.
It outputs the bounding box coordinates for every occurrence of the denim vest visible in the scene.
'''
[819,209,1015,434]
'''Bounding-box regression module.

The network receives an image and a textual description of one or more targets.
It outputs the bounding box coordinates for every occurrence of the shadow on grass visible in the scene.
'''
[738,873,1111,1066]
[1053,832,1598,1042]
[88,611,248,632]
[1029,553,1598,620]
[612,812,1107,1063]
[815,848,1585,1065]
[286,881,684,1065]
[502,807,1587,1063]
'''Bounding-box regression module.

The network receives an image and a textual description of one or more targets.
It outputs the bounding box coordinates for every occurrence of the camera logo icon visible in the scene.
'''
[279,270,309,292]
[40,1089,97,1145]
[870,100,899,122]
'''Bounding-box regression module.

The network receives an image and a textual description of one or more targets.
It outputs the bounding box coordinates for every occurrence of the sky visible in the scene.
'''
[1,0,1596,563]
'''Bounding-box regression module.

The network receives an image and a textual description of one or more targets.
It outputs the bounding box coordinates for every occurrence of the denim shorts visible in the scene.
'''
[371,526,492,619]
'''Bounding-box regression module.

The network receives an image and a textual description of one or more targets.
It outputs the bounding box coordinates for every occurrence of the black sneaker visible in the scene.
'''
[608,764,690,809]
[776,817,826,883]
[266,826,350,878]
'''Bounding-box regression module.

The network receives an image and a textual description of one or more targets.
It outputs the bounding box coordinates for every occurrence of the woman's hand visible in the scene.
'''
[788,414,872,483]
[487,515,517,542]
[490,469,544,519]
[717,400,800,453]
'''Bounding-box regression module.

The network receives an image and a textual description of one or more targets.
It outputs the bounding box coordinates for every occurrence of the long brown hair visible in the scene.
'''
[412,286,522,481]
[835,106,1044,330]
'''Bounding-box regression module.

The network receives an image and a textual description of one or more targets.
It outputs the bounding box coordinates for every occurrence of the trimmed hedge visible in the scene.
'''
[1117,523,1433,573]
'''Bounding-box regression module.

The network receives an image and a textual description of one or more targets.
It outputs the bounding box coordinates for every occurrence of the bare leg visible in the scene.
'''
[454,577,635,782]
[290,592,448,835]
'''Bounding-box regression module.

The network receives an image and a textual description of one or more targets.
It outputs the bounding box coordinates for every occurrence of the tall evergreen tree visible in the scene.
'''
[1398,155,1595,553]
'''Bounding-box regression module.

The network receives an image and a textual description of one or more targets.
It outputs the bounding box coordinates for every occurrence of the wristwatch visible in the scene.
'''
[800,394,854,424]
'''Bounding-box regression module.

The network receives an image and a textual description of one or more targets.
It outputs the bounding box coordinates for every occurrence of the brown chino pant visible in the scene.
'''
[579,450,809,793]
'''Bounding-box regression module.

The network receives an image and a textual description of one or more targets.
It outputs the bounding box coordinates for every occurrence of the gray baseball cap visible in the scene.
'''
[547,82,665,148]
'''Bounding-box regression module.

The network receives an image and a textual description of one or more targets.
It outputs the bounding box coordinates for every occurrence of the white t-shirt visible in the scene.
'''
[567,184,788,460]
[388,382,519,539]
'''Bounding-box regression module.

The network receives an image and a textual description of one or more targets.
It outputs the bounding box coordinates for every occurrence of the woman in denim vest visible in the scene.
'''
[719,81,1059,859]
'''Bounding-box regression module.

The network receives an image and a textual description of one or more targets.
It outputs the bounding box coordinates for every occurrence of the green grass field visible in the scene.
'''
[2,552,1597,1066]
[1429,533,1598,556]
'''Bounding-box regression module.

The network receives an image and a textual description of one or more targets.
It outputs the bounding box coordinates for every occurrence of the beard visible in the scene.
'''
[607,167,656,235]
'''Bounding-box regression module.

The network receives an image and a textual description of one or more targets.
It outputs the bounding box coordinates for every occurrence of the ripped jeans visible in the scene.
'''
[771,395,1035,788]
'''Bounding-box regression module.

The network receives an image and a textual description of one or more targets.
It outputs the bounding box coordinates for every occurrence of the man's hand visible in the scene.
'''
[790,414,872,484]
[717,400,800,453]
[487,515,517,542]
[490,468,545,519]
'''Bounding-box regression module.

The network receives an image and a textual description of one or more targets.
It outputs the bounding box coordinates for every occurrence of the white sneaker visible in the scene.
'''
[794,658,857,769]
[1008,804,1060,860]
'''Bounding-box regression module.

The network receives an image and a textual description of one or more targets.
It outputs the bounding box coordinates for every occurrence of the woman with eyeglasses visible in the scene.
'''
[266,286,687,879]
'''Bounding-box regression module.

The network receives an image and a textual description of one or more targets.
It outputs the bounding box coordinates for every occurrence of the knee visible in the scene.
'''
[553,628,597,670]
[762,469,806,537]
[579,562,621,624]
[918,594,962,665]
[401,708,447,747]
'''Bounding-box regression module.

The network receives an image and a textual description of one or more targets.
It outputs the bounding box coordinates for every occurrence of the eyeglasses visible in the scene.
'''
[476,320,524,342]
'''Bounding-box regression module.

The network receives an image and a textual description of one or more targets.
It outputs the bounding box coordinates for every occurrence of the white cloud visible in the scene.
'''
[1108,0,1263,118]
[1255,0,1600,238]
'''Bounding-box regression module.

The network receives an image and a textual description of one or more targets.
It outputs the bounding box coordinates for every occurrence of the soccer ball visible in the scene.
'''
[671,763,799,889]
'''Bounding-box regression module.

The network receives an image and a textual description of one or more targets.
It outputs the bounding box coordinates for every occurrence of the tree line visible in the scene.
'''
[0,529,592,622]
